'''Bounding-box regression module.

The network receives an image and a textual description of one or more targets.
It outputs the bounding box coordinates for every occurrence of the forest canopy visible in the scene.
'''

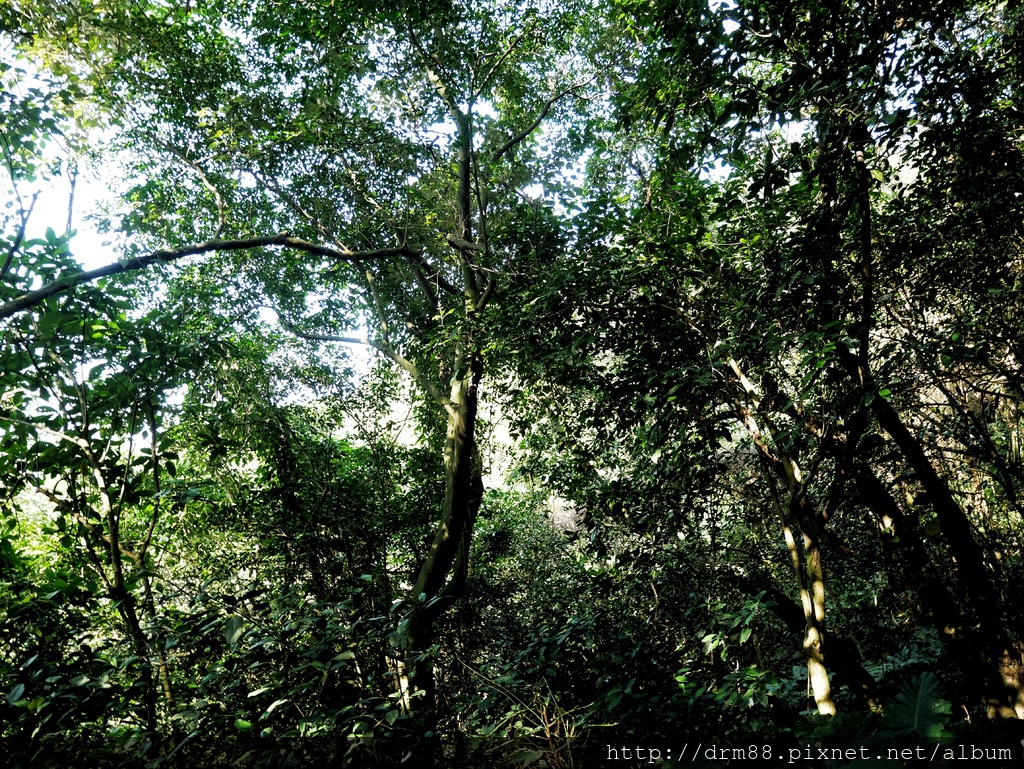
[3,0,1024,766]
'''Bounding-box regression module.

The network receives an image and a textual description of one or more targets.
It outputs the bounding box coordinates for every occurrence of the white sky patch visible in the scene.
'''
[521,182,545,200]
[27,165,120,270]
[710,0,740,33]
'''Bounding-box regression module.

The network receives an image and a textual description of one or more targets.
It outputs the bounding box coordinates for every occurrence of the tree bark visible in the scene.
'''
[404,355,484,722]
[732,360,837,715]
[727,566,877,708]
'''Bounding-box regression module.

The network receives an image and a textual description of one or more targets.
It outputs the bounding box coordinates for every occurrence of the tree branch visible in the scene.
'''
[140,401,161,563]
[166,147,227,238]
[281,321,457,417]
[490,84,587,164]
[407,20,459,113]
[446,234,484,253]
[361,263,390,342]
[405,254,439,312]
[0,234,421,321]
[475,273,496,312]
[1,190,39,282]
[473,29,532,99]
[409,252,460,295]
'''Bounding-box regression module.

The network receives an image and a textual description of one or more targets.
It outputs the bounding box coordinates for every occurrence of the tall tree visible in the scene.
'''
[610,0,1024,715]
[2,0,607,735]
[500,0,1024,717]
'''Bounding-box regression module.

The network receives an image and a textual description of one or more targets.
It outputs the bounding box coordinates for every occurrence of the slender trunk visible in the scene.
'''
[759,454,837,715]
[779,509,835,715]
[92,465,160,735]
[853,462,966,633]
[802,533,836,715]
[871,399,1020,715]
[141,575,175,710]
[405,355,484,719]
[401,100,486,721]
[870,396,998,617]
[110,583,158,733]
[727,571,877,707]
[732,360,837,714]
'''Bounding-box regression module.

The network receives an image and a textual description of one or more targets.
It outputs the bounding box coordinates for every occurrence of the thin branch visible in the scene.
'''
[475,273,496,312]
[113,402,139,524]
[71,507,143,566]
[65,165,77,237]
[417,254,460,296]
[1,191,39,282]
[407,20,459,113]
[140,401,161,562]
[0,413,92,450]
[318,158,459,298]
[728,356,804,488]
[79,524,115,591]
[338,156,394,231]
[253,171,338,245]
[284,239,422,262]
[405,254,439,312]
[280,320,456,416]
[473,29,532,99]
[179,154,227,238]
[489,82,590,164]
[331,158,447,307]
[361,263,390,342]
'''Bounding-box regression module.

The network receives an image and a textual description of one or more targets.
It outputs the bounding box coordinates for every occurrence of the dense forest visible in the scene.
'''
[3,0,1024,766]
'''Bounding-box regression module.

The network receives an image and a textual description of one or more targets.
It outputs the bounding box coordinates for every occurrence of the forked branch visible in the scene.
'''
[490,81,592,164]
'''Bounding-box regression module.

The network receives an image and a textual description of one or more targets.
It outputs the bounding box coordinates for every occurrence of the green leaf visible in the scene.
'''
[6,683,25,705]
[880,672,951,741]
[513,749,545,765]
[235,719,254,731]
[264,698,288,716]
[225,615,245,648]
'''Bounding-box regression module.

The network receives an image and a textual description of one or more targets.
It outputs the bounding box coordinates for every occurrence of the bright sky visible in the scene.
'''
[4,53,123,273]
[27,165,115,271]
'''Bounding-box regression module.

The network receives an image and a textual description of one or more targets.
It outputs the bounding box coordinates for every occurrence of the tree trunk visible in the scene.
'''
[732,360,837,715]
[728,571,877,708]
[837,345,1021,715]
[757,452,837,715]
[403,355,484,725]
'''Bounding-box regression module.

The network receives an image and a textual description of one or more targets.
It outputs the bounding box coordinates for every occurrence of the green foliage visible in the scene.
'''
[4,0,1024,765]
[879,673,952,743]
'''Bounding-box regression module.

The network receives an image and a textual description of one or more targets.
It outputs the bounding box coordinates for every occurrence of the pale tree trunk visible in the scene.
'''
[801,534,835,715]
[764,467,836,715]
[731,358,837,715]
